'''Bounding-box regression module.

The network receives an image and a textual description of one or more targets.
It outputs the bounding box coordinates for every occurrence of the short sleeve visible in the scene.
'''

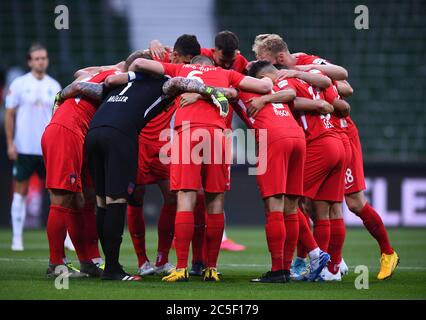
[160,62,182,77]
[228,70,245,87]
[311,57,329,65]
[5,78,21,109]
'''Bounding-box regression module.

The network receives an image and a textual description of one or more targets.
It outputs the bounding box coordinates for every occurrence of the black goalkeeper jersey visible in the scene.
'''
[89,73,173,137]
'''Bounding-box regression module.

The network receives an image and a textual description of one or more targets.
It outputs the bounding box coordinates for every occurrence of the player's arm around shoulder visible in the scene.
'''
[280,69,331,89]
[296,63,348,81]
[238,75,273,94]
[128,58,166,75]
[336,80,354,98]
[294,97,334,114]
[246,88,296,118]
[59,77,105,102]
[104,72,131,87]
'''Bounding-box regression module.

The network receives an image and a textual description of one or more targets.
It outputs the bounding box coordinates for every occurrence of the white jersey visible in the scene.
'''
[5,72,61,156]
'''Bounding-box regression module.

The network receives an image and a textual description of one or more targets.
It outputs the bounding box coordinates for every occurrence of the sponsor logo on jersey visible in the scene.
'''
[272,102,290,117]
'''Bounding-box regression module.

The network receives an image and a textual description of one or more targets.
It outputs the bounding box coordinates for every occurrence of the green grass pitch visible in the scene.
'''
[0,227,425,300]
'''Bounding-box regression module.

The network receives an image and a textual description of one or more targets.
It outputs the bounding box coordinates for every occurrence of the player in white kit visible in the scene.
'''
[5,43,61,251]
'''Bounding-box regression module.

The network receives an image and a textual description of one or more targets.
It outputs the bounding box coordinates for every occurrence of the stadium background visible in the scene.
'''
[0,0,425,228]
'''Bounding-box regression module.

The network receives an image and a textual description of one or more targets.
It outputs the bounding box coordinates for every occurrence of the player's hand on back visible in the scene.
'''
[149,40,167,60]
[246,96,266,118]
[316,100,334,114]
[104,73,128,88]
[277,69,299,79]
[180,93,202,107]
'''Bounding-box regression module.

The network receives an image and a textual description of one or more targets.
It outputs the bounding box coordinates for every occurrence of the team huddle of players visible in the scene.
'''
[42,30,399,283]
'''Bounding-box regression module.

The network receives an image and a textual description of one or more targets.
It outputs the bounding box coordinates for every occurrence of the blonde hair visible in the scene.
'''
[124,50,152,71]
[252,34,288,56]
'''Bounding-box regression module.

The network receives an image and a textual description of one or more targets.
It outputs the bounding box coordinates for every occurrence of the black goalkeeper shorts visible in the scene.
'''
[86,126,138,199]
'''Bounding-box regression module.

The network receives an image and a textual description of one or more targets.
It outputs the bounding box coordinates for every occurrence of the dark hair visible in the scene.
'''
[273,63,289,70]
[190,55,214,66]
[215,30,239,58]
[27,43,47,60]
[173,34,201,57]
[248,60,277,78]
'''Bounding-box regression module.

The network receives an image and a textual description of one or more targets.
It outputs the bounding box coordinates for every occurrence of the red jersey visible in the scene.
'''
[139,103,177,147]
[296,53,357,132]
[323,81,349,134]
[276,76,340,142]
[154,48,245,131]
[143,44,176,144]
[161,62,245,130]
[200,48,248,74]
[234,89,304,144]
[346,115,355,131]
[50,69,119,139]
[296,54,329,66]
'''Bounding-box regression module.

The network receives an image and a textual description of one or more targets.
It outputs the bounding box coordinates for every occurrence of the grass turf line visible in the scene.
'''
[0,228,425,300]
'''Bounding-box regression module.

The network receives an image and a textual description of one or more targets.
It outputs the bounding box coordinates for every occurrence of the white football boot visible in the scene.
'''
[154,262,175,275]
[138,261,156,276]
[318,266,342,282]
[339,258,349,276]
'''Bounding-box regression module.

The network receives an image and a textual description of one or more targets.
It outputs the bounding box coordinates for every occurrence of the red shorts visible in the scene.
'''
[41,124,84,193]
[303,135,346,202]
[340,131,352,168]
[345,125,366,194]
[137,140,170,185]
[256,137,306,198]
[170,127,230,193]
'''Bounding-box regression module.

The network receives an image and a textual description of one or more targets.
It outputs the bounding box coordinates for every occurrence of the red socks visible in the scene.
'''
[356,202,393,255]
[127,205,148,267]
[265,212,285,271]
[192,194,206,264]
[47,205,68,265]
[296,212,310,259]
[66,208,91,262]
[156,203,176,266]
[175,211,194,269]
[283,213,299,270]
[82,202,101,260]
[297,209,318,254]
[205,213,225,268]
[313,219,331,252]
[327,218,346,274]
